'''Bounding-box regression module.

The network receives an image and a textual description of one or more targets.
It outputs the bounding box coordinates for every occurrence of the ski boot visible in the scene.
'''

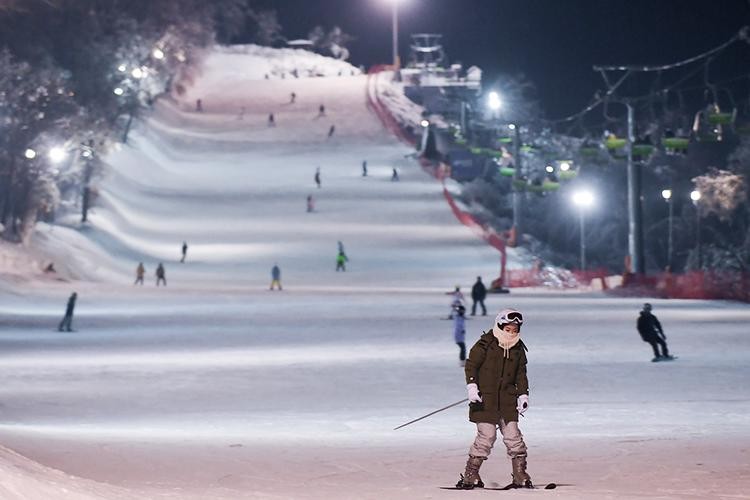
[455,455,485,489]
[504,456,533,489]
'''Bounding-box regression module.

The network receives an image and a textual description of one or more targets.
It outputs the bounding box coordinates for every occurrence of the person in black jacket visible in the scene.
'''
[58,292,77,332]
[637,303,671,361]
[471,276,487,316]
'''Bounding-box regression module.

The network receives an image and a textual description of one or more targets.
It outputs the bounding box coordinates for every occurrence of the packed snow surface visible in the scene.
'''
[1,45,749,499]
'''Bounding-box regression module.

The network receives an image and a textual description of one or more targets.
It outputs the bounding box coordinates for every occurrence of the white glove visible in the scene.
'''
[517,394,529,414]
[467,383,482,403]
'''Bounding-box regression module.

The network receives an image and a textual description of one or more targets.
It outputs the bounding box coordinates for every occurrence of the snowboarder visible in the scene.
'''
[362,160,368,177]
[336,251,348,272]
[314,167,321,189]
[391,167,399,181]
[327,125,335,138]
[637,303,672,361]
[195,99,203,112]
[458,309,532,490]
[307,194,315,212]
[58,292,77,332]
[156,263,167,286]
[446,286,465,319]
[454,304,467,365]
[180,241,188,263]
[135,262,145,285]
[471,276,487,316]
[268,113,275,127]
[290,92,296,104]
[270,263,282,291]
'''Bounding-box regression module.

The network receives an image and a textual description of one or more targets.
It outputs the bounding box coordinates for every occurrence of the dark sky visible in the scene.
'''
[249,0,750,121]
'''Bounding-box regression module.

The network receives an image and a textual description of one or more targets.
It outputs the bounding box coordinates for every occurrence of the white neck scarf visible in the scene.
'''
[492,327,520,358]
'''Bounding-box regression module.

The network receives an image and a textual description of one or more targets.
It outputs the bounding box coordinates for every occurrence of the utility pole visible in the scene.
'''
[625,101,645,274]
[512,124,522,240]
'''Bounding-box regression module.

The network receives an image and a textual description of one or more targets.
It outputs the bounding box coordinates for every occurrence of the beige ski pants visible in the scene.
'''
[469,420,527,459]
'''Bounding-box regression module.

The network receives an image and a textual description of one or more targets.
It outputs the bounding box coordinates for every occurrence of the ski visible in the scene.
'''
[439,483,557,490]
[652,355,678,362]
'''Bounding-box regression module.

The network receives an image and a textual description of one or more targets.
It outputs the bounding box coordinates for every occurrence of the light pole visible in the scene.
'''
[661,189,673,270]
[691,189,702,268]
[572,190,594,270]
[387,0,401,69]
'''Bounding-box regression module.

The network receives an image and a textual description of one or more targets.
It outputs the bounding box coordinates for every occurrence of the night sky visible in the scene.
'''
[249,0,750,121]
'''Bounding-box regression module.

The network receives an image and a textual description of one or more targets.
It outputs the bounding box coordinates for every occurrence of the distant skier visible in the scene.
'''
[336,251,348,272]
[270,263,282,291]
[307,194,315,213]
[457,309,532,490]
[446,285,465,319]
[454,304,467,365]
[135,262,145,285]
[471,276,487,316]
[290,92,296,103]
[195,99,203,112]
[327,125,336,138]
[268,113,275,127]
[318,104,326,117]
[156,263,167,286]
[637,303,672,361]
[314,167,321,189]
[180,241,188,263]
[362,160,368,177]
[58,292,77,332]
[391,167,399,181]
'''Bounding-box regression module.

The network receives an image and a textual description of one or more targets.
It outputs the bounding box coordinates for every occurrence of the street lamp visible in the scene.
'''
[48,146,67,164]
[661,189,673,270]
[572,190,595,270]
[420,119,429,127]
[385,0,404,69]
[487,91,502,113]
[691,189,702,268]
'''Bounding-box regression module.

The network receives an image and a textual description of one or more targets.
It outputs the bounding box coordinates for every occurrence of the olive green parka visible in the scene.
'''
[464,331,529,424]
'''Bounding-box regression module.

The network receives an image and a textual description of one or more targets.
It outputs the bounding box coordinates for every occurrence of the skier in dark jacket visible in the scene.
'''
[637,303,671,361]
[471,276,487,316]
[458,308,532,490]
[314,167,321,188]
[454,304,467,365]
[58,292,77,332]
[181,241,188,263]
[156,263,167,286]
[270,264,282,290]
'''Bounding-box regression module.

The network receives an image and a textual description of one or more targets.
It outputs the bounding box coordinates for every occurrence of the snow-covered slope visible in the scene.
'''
[2,45,749,500]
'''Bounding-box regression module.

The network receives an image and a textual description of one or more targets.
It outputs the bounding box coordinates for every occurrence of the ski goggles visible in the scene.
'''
[498,311,523,326]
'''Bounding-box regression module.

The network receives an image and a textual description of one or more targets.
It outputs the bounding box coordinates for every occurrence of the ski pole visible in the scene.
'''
[393,398,469,430]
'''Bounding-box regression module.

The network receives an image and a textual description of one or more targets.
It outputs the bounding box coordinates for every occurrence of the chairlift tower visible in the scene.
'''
[409,34,446,69]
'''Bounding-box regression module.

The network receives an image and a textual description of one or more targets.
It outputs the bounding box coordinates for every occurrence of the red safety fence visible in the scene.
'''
[365,66,418,147]
[617,271,750,302]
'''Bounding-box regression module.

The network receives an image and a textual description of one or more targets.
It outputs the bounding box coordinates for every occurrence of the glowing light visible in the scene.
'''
[559,161,571,171]
[131,67,144,79]
[661,189,672,200]
[113,87,124,96]
[152,48,165,60]
[420,119,429,128]
[690,190,701,202]
[508,123,516,130]
[49,147,67,164]
[117,64,127,72]
[24,148,37,159]
[545,165,554,173]
[572,190,594,207]
[487,91,502,111]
